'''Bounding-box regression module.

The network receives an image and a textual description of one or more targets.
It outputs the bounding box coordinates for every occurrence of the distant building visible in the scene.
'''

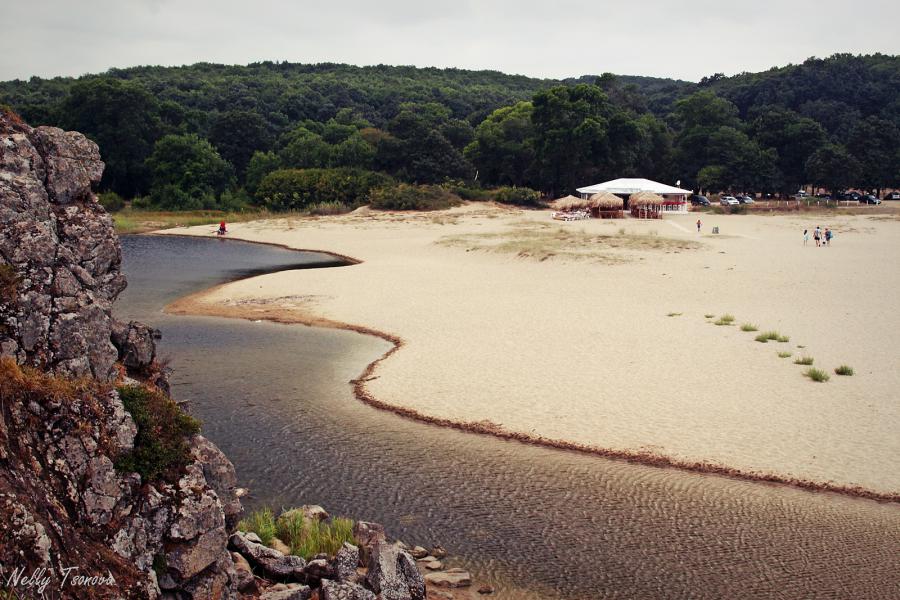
[577,178,692,213]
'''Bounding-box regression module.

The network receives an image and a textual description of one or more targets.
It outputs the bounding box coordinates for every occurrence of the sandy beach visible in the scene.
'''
[161,204,900,497]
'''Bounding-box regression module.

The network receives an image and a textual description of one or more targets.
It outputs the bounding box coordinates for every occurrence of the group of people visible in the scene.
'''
[803,226,833,247]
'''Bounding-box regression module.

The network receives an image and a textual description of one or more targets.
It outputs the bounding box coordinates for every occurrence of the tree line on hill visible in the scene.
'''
[1,53,897,211]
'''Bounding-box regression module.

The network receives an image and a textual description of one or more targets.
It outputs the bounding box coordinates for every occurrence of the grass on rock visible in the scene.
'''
[834,365,854,376]
[804,368,830,382]
[238,508,355,559]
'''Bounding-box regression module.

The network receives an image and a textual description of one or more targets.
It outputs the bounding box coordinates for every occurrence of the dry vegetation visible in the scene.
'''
[437,222,701,262]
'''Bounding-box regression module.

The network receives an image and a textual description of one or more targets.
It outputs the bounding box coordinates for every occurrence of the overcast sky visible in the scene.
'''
[2,0,898,82]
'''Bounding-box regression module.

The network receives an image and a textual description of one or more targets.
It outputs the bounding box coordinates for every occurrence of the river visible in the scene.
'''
[117,234,900,600]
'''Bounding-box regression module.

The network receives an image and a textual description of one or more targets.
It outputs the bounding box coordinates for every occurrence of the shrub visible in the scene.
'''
[777,335,790,343]
[754,333,770,343]
[369,183,460,211]
[446,184,492,201]
[714,314,735,326]
[777,351,792,358]
[804,368,830,382]
[741,323,758,332]
[275,511,355,559]
[98,191,125,212]
[794,356,814,365]
[238,507,277,546]
[114,385,201,482]
[834,365,854,376]
[257,168,392,211]
[493,186,541,206]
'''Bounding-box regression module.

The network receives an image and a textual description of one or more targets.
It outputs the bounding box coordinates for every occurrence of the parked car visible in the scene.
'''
[815,193,832,199]
[860,194,881,205]
[690,194,710,206]
[838,191,861,201]
[883,191,900,200]
[737,195,754,204]
[720,195,740,206]
[794,190,809,198]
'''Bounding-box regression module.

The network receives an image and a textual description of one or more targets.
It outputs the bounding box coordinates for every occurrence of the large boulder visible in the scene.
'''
[321,579,376,600]
[229,531,307,581]
[366,542,426,600]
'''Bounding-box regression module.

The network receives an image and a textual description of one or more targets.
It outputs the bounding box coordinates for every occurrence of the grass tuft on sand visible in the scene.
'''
[740,323,758,332]
[704,314,715,319]
[777,351,793,358]
[804,368,830,382]
[714,314,735,326]
[834,365,854,376]
[667,312,682,317]
[794,356,814,365]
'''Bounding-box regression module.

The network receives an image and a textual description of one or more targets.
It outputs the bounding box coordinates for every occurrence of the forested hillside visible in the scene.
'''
[1,54,897,209]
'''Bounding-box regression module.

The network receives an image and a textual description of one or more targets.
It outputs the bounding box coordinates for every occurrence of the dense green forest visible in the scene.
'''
[1,54,897,210]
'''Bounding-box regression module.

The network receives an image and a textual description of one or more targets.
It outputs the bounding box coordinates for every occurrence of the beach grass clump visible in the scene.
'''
[804,368,830,382]
[794,356,814,365]
[754,333,770,343]
[238,507,277,546]
[740,323,758,332]
[777,335,790,343]
[714,314,735,326]
[275,511,355,559]
[777,351,793,358]
[667,312,682,317]
[834,365,854,376]
[704,314,715,319]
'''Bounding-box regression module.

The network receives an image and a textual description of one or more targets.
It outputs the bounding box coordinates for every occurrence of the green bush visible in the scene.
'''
[98,191,125,212]
[275,511,355,559]
[447,185,492,201]
[834,365,854,376]
[114,385,201,482]
[794,356,814,365]
[369,183,460,211]
[257,168,392,211]
[308,201,351,215]
[238,507,277,546]
[804,368,830,382]
[493,186,541,206]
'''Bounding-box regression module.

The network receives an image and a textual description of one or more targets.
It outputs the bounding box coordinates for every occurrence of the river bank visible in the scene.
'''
[158,203,900,498]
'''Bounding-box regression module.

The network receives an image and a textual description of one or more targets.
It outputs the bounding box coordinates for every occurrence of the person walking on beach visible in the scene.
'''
[803,229,809,245]
[825,228,832,246]
[813,226,821,247]
[696,218,702,233]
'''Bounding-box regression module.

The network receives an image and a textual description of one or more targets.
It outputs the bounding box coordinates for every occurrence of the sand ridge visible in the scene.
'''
[159,203,900,497]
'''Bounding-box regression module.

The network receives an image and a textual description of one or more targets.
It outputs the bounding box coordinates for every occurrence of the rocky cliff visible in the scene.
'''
[0,109,242,598]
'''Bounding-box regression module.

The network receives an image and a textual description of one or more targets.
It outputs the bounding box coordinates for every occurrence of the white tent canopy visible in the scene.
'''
[577,178,692,196]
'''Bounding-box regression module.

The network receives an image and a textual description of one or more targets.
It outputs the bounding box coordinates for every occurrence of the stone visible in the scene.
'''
[366,542,426,600]
[260,583,312,600]
[425,569,472,588]
[166,527,228,580]
[352,521,386,565]
[229,531,306,580]
[280,504,329,523]
[333,541,361,580]
[320,579,377,600]
[430,545,447,559]
[425,561,443,570]
[477,584,495,594]
[231,552,258,594]
[416,556,437,563]
[410,546,428,559]
[303,557,334,583]
[110,319,158,369]
[270,536,293,556]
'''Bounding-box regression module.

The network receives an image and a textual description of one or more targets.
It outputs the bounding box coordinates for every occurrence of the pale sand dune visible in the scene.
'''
[159,205,900,495]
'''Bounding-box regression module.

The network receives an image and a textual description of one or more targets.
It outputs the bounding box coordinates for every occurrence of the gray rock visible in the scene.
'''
[111,319,159,369]
[229,531,306,580]
[321,579,377,600]
[366,542,426,600]
[333,541,360,580]
[409,546,428,559]
[260,583,312,600]
[425,569,472,588]
[352,520,386,565]
[280,504,329,523]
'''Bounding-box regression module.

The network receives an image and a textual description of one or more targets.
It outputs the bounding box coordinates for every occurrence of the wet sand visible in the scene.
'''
[160,204,900,497]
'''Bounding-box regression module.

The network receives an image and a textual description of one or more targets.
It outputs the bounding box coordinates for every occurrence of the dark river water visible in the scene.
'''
[118,234,900,600]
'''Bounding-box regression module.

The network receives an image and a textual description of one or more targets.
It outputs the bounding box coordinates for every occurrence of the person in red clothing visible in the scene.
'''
[217,220,227,236]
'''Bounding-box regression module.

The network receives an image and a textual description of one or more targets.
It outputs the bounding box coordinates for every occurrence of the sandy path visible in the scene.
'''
[159,205,900,496]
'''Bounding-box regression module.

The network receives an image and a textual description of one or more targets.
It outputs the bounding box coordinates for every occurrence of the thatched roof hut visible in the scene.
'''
[628,191,664,206]
[589,192,624,210]
[550,195,584,210]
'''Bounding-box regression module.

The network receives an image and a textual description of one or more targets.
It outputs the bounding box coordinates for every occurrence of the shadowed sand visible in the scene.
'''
[161,203,900,498]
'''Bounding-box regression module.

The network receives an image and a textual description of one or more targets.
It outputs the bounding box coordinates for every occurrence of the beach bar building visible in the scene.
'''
[576,178,692,214]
